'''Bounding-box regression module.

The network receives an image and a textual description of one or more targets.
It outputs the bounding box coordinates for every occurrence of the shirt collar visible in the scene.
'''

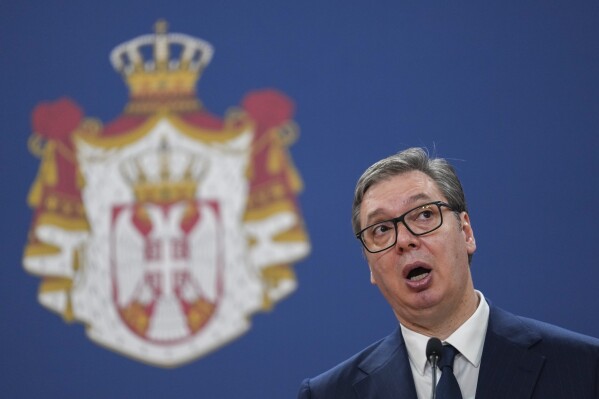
[400,290,490,376]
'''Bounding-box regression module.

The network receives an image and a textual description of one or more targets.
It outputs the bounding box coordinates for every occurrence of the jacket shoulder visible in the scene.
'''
[479,304,599,398]
[490,304,599,350]
[517,313,599,351]
[298,329,399,398]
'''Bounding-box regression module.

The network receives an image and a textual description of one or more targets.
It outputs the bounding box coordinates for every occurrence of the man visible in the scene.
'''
[297,148,599,398]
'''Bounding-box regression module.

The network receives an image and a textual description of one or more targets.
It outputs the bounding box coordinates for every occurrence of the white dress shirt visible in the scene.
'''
[400,290,490,399]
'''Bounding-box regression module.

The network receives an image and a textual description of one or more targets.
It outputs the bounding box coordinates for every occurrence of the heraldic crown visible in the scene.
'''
[110,20,213,112]
[120,140,206,205]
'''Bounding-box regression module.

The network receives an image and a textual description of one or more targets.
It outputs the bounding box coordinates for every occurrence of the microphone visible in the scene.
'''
[426,337,443,399]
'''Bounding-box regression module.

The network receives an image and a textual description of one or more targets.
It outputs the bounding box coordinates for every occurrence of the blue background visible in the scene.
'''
[1,1,598,398]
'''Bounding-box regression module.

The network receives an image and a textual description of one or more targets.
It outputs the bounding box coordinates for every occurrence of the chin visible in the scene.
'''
[409,289,444,310]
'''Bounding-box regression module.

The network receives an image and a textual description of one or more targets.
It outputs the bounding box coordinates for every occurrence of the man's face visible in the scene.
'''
[359,170,477,332]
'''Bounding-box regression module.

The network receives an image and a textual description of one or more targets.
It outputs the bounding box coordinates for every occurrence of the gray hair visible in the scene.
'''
[352,147,468,235]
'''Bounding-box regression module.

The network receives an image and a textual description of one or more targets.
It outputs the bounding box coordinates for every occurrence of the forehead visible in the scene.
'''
[360,171,444,222]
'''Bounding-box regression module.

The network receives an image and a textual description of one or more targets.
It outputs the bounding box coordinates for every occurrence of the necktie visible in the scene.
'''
[436,344,463,399]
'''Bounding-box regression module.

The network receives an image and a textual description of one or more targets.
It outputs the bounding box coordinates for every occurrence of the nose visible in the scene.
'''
[394,221,418,253]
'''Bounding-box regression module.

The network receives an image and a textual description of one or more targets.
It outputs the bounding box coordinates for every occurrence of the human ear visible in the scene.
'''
[369,266,377,285]
[460,212,476,254]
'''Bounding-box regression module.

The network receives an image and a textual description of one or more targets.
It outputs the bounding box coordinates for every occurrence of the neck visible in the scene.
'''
[398,290,480,340]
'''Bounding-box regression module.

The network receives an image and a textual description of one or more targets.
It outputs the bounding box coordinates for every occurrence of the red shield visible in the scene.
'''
[110,199,224,344]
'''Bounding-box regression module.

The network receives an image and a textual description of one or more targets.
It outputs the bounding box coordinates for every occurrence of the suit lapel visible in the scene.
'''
[476,305,546,399]
[353,327,418,398]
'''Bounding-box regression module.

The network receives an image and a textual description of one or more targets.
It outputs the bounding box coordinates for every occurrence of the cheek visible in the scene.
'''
[439,233,469,261]
[367,253,396,283]
[365,251,385,268]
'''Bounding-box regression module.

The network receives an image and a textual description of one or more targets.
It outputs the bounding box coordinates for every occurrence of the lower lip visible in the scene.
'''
[405,271,432,290]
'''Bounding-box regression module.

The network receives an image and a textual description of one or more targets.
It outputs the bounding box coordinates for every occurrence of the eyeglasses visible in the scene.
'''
[356,201,453,253]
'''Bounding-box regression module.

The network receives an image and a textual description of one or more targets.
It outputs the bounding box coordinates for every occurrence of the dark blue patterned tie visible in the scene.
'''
[436,344,463,399]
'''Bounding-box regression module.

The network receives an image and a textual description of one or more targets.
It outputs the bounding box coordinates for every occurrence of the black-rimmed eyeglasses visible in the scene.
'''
[356,201,453,253]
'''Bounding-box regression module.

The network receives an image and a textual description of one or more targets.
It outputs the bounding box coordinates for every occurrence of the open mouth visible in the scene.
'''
[407,267,431,282]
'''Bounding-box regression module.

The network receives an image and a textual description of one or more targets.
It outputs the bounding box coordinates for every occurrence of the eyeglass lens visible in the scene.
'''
[361,203,443,252]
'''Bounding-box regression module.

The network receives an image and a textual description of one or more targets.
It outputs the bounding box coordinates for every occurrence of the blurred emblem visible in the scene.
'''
[23,21,310,367]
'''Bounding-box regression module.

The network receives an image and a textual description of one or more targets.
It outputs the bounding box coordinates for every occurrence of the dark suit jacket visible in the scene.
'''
[298,304,599,398]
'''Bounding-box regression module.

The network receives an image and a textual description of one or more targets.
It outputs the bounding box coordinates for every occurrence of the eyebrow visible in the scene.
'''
[363,193,433,226]
[405,193,433,204]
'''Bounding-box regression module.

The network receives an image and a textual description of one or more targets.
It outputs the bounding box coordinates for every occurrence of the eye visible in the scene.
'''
[418,209,433,219]
[371,221,394,237]
[406,205,439,226]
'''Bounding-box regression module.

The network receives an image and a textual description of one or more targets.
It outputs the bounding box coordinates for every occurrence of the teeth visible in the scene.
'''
[409,272,429,281]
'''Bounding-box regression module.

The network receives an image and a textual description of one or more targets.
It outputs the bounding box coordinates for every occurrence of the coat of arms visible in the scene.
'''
[23,21,310,367]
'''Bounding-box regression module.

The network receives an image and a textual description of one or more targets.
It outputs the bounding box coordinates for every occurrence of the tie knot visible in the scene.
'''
[437,344,459,370]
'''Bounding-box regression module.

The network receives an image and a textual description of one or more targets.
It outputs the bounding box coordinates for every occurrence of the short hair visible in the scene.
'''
[352,147,471,262]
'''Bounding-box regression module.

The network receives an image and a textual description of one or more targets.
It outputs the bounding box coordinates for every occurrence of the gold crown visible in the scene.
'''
[120,140,207,204]
[110,20,213,113]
